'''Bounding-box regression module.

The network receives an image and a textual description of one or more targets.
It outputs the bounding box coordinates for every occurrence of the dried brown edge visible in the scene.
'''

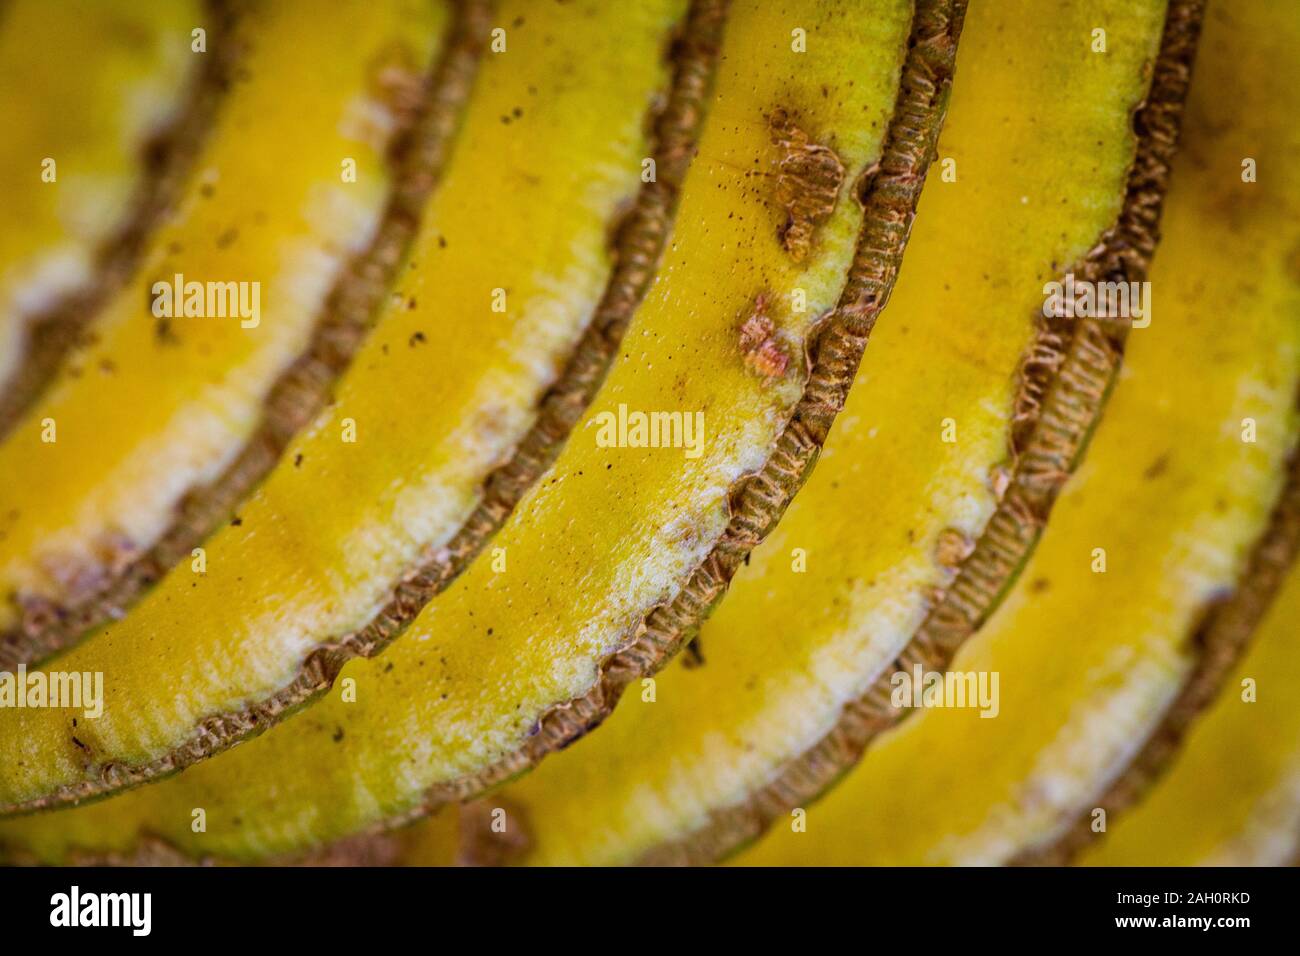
[22,0,951,864]
[0,0,240,442]
[631,0,1206,867]
[1015,412,1300,866]
[0,0,493,670]
[427,0,972,866]
[2,0,727,817]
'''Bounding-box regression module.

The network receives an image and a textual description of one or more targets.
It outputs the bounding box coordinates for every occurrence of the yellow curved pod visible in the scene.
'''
[0,0,915,860]
[0,0,443,638]
[0,0,199,400]
[738,0,1300,864]
[466,0,1167,866]
[1081,3,1300,869]
[0,0,686,818]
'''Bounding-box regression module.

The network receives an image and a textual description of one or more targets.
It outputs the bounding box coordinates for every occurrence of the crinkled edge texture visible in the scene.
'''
[0,0,493,669]
[1015,419,1300,865]
[634,0,1204,867]
[3,0,727,816]
[438,0,970,867]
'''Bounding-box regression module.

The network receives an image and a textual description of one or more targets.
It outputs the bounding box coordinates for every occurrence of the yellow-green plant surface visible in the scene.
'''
[1082,559,1300,865]
[1080,3,1300,868]
[736,0,1300,865]
[466,0,1166,865]
[0,0,688,822]
[0,0,442,643]
[0,0,916,859]
[0,0,198,397]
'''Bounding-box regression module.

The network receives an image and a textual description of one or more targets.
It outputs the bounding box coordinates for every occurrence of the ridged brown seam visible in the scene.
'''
[406,0,971,829]
[634,0,1205,867]
[1,0,726,817]
[1015,412,1300,866]
[251,0,965,865]
[0,0,240,442]
[0,0,494,670]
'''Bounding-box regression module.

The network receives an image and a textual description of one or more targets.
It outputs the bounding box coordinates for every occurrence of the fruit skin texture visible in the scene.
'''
[400,0,945,813]
[1034,0,1300,865]
[736,1,1300,866]
[0,0,934,862]
[0,0,204,430]
[11,0,1293,875]
[0,0,443,662]
[442,0,1169,867]
[0,0,701,841]
[0,0,491,671]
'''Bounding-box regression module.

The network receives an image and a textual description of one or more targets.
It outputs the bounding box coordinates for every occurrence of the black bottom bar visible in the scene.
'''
[0,864,1289,942]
